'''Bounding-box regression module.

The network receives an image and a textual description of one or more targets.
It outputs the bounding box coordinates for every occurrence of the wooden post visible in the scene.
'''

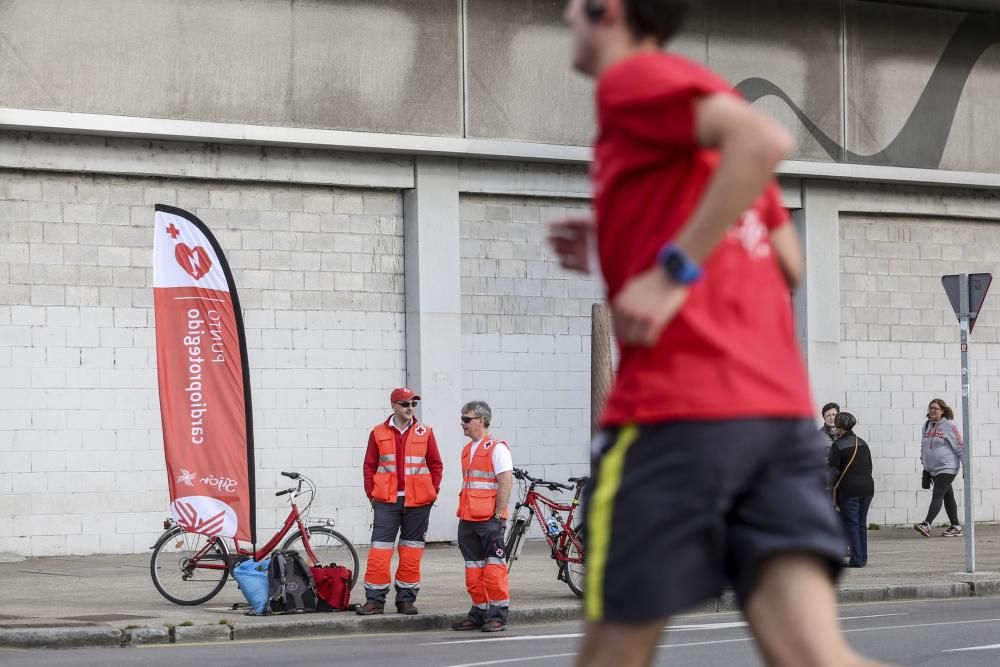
[591,303,613,436]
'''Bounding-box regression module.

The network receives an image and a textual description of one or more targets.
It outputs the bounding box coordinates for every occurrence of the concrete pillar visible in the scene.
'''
[403,156,463,541]
[795,180,844,413]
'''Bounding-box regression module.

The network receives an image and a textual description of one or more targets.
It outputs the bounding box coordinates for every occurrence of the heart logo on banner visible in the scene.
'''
[175,244,213,280]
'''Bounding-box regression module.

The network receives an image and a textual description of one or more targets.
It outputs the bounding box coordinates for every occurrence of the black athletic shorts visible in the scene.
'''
[583,418,845,624]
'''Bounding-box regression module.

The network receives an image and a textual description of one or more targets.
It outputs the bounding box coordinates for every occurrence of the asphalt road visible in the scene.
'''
[6,597,1000,666]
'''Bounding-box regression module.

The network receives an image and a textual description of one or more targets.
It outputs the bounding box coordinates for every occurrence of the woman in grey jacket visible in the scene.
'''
[914,398,965,537]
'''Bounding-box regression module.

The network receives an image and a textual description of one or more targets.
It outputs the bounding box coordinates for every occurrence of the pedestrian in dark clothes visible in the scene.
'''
[829,412,874,568]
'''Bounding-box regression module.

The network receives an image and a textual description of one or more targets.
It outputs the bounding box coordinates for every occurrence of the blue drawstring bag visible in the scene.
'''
[233,558,270,615]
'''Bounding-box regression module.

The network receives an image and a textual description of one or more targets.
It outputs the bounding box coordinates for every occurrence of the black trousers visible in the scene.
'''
[925,472,960,526]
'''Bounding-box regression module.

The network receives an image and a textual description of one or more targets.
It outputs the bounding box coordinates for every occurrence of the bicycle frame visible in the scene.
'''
[514,483,584,565]
[236,501,319,564]
[171,475,324,572]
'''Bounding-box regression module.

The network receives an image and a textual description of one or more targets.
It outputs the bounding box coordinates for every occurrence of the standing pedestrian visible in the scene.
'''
[819,402,840,453]
[356,388,443,616]
[549,1,883,666]
[914,398,964,538]
[828,412,874,568]
[452,400,513,633]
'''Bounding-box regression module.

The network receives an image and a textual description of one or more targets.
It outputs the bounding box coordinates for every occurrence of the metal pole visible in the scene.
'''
[959,274,975,573]
[591,303,613,437]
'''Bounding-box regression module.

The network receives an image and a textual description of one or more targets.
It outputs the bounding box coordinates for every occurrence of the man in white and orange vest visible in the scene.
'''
[356,388,443,616]
[452,400,513,633]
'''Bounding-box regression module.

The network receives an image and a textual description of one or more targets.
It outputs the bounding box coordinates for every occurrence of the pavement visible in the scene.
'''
[3,524,1000,649]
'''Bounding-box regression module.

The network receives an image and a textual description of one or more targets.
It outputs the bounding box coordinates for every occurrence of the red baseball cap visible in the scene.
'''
[391,387,421,403]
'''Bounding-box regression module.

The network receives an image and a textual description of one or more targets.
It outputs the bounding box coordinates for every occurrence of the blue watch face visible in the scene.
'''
[659,246,700,284]
[664,252,686,278]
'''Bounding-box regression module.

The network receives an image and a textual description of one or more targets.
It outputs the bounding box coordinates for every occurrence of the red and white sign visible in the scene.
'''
[153,206,255,542]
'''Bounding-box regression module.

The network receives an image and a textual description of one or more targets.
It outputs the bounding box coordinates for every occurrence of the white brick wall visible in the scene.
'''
[0,169,403,555]
[460,195,600,501]
[840,214,1000,527]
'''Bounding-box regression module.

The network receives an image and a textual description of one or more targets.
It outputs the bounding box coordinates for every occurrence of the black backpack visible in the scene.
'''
[267,550,318,614]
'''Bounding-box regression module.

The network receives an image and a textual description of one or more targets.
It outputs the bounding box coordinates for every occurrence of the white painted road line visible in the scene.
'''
[427,612,912,648]
[425,633,583,646]
[844,617,1000,635]
[440,653,577,667]
[670,621,748,631]
[426,613,907,646]
[943,643,1000,653]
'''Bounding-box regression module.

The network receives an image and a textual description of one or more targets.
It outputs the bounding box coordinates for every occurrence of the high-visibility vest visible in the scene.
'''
[371,422,437,507]
[457,436,510,521]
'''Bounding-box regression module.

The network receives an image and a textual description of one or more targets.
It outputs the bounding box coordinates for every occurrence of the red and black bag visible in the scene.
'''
[310,564,352,611]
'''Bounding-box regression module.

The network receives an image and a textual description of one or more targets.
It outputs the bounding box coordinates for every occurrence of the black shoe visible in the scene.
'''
[396,601,418,615]
[355,601,384,616]
[481,620,508,633]
[913,522,930,537]
[452,618,482,631]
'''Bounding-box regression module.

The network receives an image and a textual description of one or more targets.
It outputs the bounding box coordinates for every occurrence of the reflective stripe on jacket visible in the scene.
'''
[457,436,510,521]
[371,423,438,506]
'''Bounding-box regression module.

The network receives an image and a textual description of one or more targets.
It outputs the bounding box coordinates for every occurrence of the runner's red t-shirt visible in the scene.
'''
[593,51,814,426]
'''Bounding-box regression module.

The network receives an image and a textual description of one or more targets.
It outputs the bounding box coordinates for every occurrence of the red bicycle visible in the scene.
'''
[504,468,587,598]
[150,471,359,605]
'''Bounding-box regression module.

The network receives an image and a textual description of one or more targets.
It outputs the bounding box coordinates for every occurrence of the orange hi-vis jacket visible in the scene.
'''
[458,437,510,522]
[370,422,438,507]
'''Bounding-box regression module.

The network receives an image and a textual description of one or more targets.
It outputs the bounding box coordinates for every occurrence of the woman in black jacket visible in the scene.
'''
[828,412,875,568]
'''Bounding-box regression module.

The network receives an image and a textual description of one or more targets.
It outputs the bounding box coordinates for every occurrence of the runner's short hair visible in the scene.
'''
[821,402,840,415]
[622,0,694,43]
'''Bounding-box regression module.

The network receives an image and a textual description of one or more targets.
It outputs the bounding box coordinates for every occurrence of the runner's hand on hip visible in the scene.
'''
[612,267,689,347]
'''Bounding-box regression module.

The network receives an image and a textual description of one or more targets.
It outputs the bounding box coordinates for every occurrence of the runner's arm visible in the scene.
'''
[610,94,794,346]
[770,223,804,288]
[673,93,794,263]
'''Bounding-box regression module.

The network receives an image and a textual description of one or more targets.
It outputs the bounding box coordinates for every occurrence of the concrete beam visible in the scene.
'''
[0,131,413,189]
[796,180,845,413]
[5,107,1000,192]
[403,157,463,541]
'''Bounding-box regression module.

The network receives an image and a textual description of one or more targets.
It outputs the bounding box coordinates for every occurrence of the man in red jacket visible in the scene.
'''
[356,388,443,616]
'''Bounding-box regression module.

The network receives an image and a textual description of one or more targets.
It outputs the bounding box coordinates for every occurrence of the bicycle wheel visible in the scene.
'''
[504,516,529,570]
[150,525,231,606]
[281,526,360,589]
[562,525,585,598]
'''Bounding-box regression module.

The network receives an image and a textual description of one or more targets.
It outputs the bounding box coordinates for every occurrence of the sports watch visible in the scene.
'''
[657,243,702,285]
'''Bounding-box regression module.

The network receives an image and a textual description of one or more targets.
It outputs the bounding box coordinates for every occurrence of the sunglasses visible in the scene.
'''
[395,401,418,408]
[461,416,481,424]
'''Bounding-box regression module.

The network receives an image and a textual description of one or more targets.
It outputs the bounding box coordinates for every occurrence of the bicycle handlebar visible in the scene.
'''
[275,488,293,497]
[512,468,574,491]
[281,471,301,479]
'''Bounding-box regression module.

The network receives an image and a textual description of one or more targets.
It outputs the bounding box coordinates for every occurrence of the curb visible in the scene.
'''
[0,626,121,649]
[0,605,584,649]
[838,582,974,604]
[5,581,1000,650]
